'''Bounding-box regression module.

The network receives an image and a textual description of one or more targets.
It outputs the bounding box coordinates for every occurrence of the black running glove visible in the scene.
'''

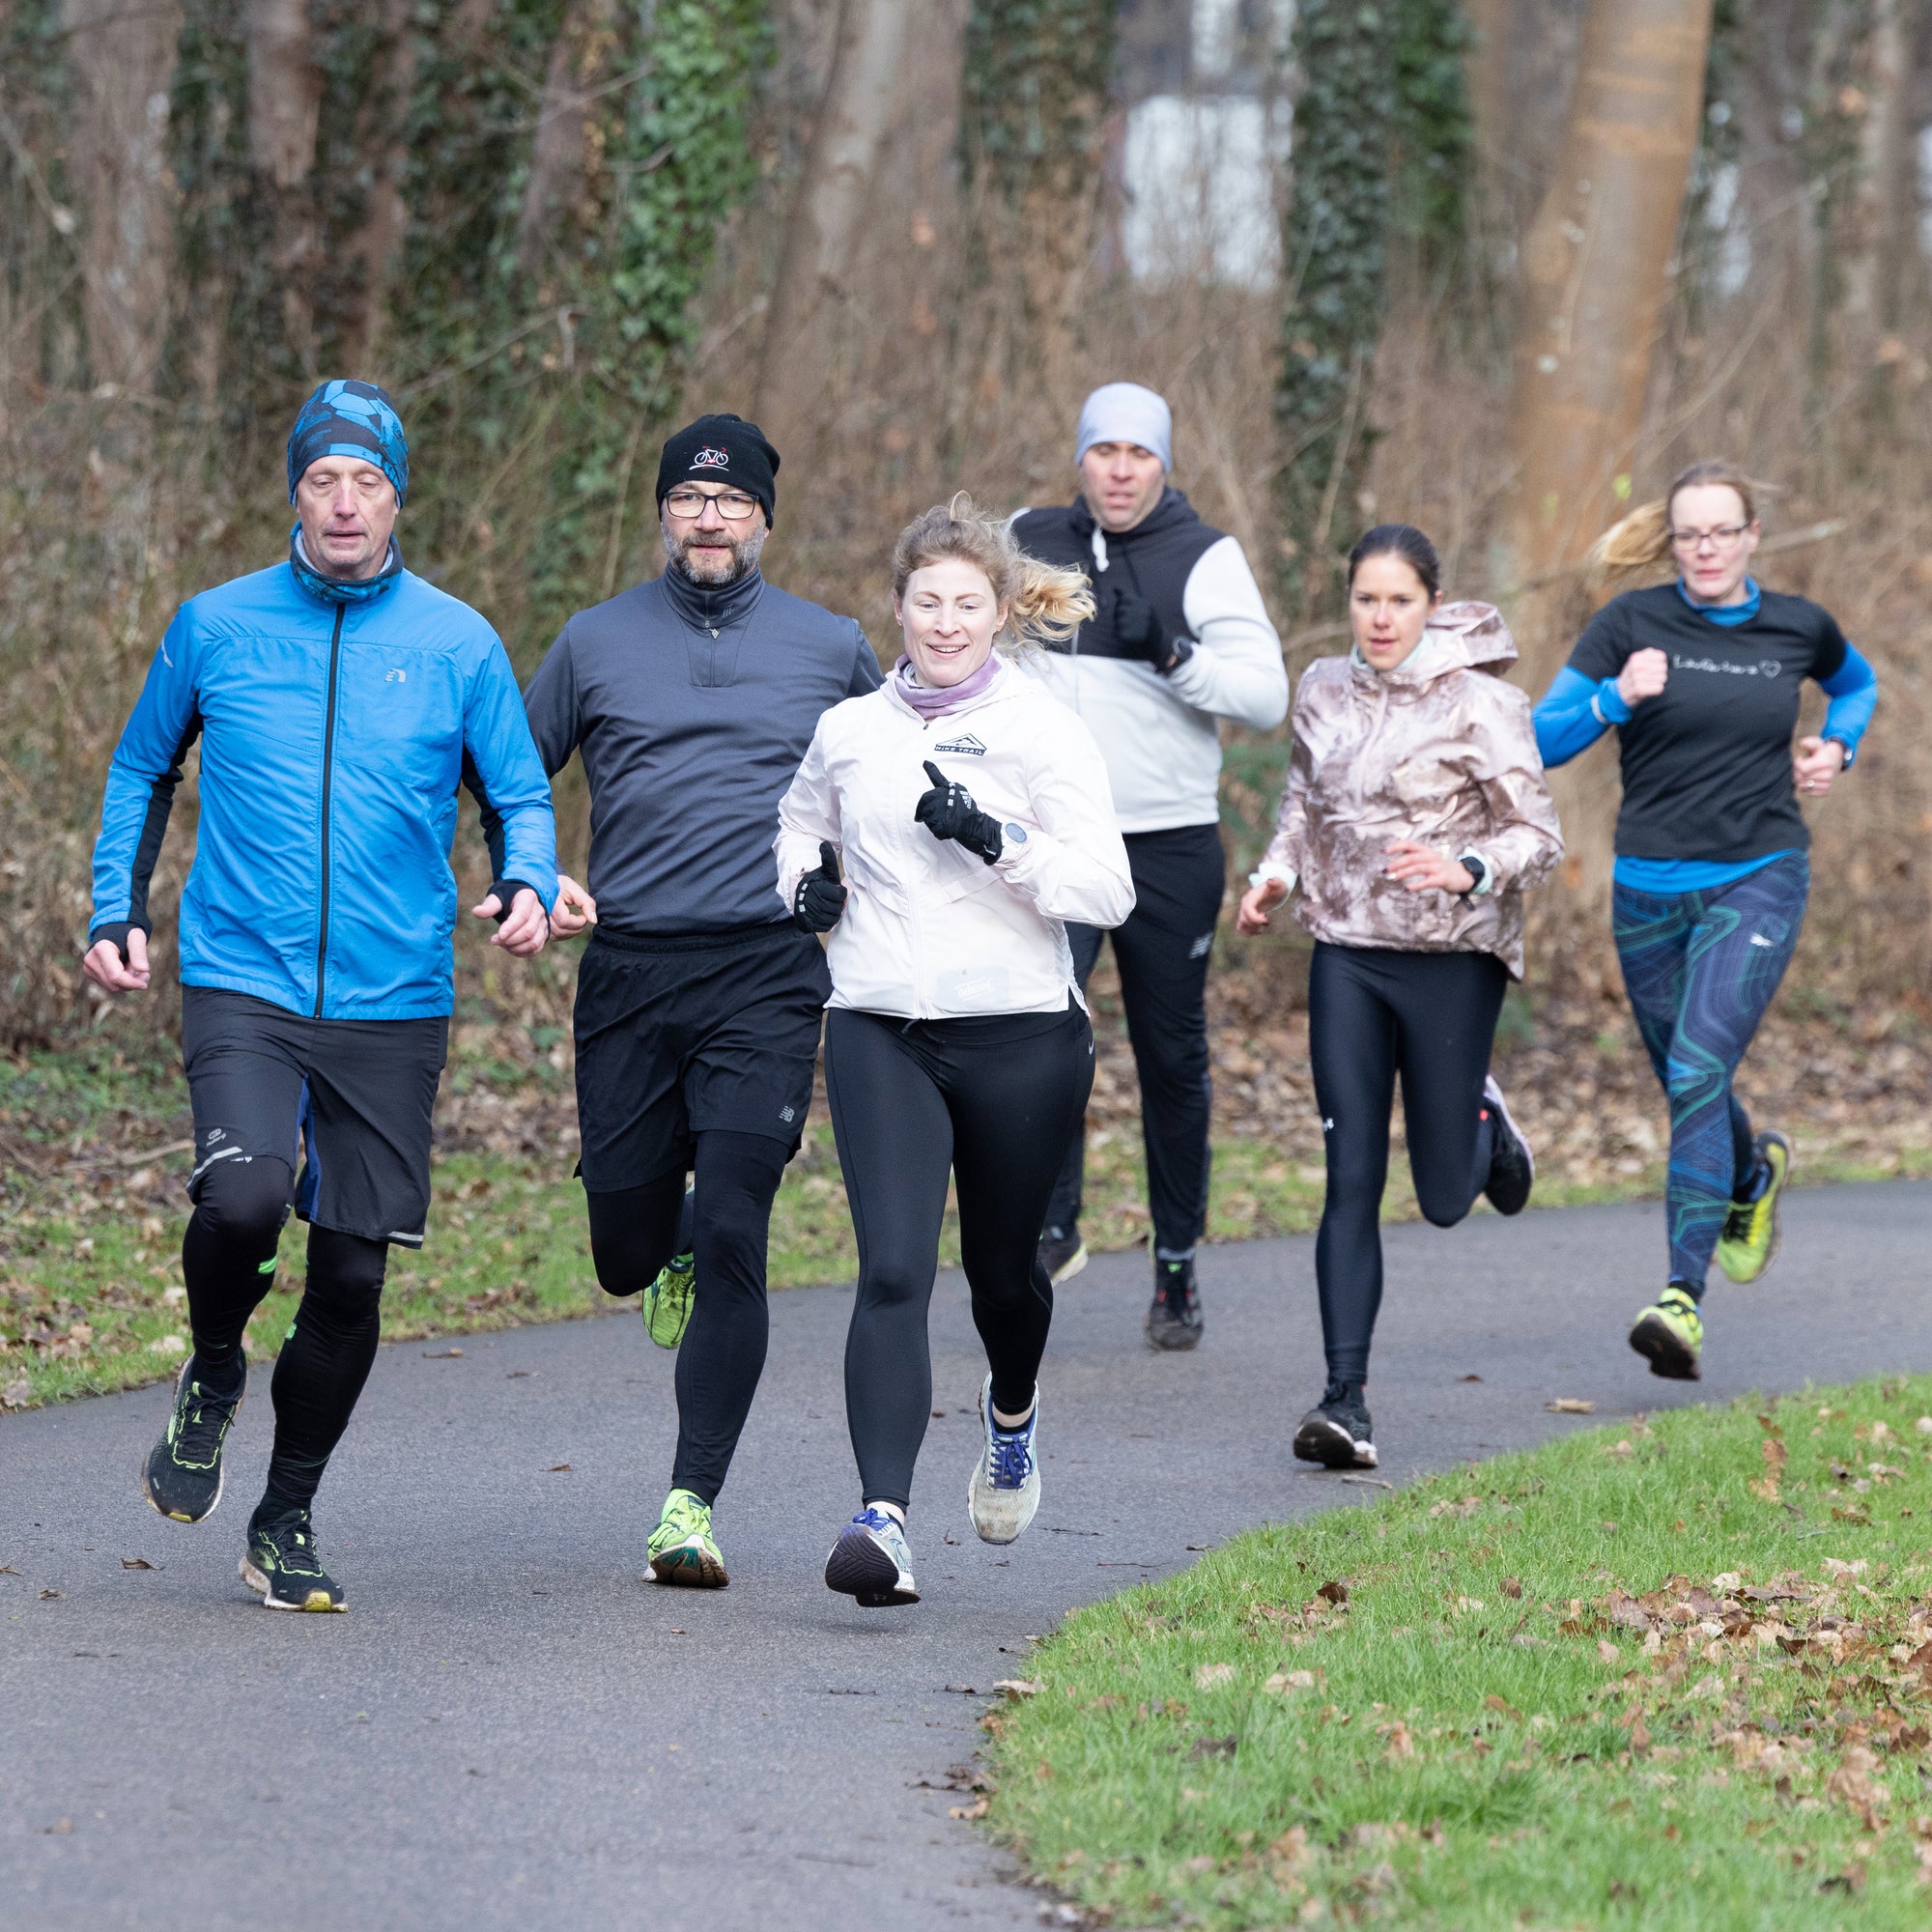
[915,760,1004,866]
[793,840,847,933]
[1111,586,1190,674]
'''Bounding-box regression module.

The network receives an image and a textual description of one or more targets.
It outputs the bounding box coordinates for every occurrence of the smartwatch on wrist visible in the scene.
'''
[1458,854,1489,898]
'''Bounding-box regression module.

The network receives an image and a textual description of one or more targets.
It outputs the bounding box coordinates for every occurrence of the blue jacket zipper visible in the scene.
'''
[313,604,345,1017]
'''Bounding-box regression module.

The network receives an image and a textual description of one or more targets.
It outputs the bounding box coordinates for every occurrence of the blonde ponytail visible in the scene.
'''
[892,493,1094,656]
[1588,460,1775,586]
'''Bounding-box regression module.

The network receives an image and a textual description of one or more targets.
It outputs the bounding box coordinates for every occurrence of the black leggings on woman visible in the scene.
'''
[1309,942,1508,1386]
[824,1003,1094,1511]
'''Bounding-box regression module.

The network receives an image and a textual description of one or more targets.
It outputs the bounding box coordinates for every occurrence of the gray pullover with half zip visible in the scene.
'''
[524,565,881,935]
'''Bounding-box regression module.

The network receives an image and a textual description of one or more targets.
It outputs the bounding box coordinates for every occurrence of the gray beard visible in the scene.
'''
[663,519,765,585]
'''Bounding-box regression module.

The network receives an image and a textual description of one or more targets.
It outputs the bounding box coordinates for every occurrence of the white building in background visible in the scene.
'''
[1118,0,1294,290]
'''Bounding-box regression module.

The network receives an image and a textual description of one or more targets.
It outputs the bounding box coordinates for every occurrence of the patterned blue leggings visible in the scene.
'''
[1611,853,1808,1293]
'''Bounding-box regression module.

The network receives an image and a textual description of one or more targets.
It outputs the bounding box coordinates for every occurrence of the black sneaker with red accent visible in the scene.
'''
[1144,1256,1203,1351]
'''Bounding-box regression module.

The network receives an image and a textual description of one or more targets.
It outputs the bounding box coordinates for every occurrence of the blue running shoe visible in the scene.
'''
[968,1374,1041,1545]
[824,1507,919,1607]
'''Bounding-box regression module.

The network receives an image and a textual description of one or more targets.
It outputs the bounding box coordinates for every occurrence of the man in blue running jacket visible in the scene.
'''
[82,379,558,1612]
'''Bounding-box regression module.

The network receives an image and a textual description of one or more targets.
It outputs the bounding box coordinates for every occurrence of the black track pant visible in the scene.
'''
[183,1157,390,1514]
[825,1004,1094,1511]
[1045,823,1223,1259]
[584,1130,790,1506]
[1309,943,1508,1386]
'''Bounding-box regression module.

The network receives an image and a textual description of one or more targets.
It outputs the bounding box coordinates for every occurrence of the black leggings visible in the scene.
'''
[824,1004,1094,1511]
[183,1157,390,1513]
[1308,943,1508,1386]
[584,1129,790,1506]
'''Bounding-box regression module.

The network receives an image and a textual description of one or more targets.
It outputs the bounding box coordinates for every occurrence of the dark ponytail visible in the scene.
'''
[1347,523,1441,599]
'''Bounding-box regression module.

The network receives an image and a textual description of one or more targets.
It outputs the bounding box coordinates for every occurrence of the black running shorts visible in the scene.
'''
[180,987,448,1247]
[573,921,832,1193]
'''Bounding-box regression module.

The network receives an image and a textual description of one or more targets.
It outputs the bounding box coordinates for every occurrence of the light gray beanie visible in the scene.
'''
[1074,382,1172,472]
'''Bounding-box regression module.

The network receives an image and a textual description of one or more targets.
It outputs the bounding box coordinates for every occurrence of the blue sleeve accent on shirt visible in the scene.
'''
[1533,666,1623,768]
[1817,641,1876,764]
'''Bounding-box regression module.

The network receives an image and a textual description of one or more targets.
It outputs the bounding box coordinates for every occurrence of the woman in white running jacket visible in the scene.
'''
[776,495,1133,1609]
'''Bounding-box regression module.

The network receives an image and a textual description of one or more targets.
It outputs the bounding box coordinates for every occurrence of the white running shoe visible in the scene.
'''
[824,1506,919,1607]
[967,1374,1041,1546]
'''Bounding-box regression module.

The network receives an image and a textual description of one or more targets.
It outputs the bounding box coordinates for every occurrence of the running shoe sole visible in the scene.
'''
[1144,1298,1203,1351]
[1293,1415,1378,1469]
[647,1542,728,1589]
[1046,1241,1089,1286]
[824,1529,919,1608]
[140,1363,242,1524]
[1481,1075,1535,1217]
[1628,1310,1701,1381]
[239,1555,346,1612]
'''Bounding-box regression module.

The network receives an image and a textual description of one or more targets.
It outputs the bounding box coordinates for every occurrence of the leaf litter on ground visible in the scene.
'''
[980,1372,1932,1930]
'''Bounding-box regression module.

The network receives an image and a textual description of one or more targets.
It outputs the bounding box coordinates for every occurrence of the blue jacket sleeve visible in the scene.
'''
[847,623,884,696]
[462,639,558,912]
[1532,666,1627,770]
[90,610,205,945]
[1818,642,1877,765]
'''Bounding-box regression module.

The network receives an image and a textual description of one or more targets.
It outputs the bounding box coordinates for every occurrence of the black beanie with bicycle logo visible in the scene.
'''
[655,413,781,525]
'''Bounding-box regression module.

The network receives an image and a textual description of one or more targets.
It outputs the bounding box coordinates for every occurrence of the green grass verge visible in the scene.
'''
[980,1375,1932,1928]
[5,1037,1928,1411]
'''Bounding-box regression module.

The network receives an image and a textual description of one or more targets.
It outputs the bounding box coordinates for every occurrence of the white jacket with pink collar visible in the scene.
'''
[774,657,1135,1018]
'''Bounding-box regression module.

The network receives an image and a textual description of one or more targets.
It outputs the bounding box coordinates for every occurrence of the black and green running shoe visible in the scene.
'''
[241,1504,347,1611]
[1716,1131,1790,1284]
[642,1251,696,1350]
[141,1356,246,1523]
[1629,1284,1703,1381]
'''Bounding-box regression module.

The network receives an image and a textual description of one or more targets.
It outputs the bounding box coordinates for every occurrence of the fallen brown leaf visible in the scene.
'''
[120,1557,153,1570]
[1194,1662,1236,1690]
[1546,1398,1595,1414]
[992,1679,1039,1700]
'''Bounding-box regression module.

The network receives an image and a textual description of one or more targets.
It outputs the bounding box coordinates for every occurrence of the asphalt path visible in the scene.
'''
[5,1180,1929,1931]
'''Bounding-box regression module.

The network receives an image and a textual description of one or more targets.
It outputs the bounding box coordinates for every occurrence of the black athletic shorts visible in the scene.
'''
[573,920,832,1194]
[180,986,448,1248]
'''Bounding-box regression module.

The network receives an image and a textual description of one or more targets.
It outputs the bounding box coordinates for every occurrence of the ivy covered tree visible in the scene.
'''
[958,0,1121,392]
[1275,0,1473,617]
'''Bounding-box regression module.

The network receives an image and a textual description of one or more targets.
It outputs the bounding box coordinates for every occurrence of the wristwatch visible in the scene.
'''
[1458,853,1489,898]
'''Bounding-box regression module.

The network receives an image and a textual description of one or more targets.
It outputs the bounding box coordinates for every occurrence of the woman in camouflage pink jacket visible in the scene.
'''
[1236,525,1562,1472]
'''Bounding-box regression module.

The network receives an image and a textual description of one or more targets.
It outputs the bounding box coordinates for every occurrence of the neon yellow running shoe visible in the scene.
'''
[646,1489,727,1588]
[1716,1131,1790,1284]
[643,1251,695,1349]
[1629,1285,1703,1381]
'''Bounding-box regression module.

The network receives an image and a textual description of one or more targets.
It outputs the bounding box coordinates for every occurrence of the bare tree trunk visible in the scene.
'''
[514,0,623,292]
[1500,0,1715,675]
[62,0,185,394]
[245,0,326,382]
[340,0,418,376]
[1837,0,1909,369]
[1462,0,1515,234]
[751,0,912,441]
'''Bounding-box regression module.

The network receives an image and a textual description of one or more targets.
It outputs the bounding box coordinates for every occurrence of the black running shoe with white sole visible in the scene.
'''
[1293,1380,1377,1468]
[824,1507,919,1607]
[242,1504,347,1611]
[1480,1075,1534,1217]
[142,1355,246,1523]
[1145,1257,1203,1351]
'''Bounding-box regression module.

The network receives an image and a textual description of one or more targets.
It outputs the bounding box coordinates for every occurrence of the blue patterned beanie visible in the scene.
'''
[287,379,410,506]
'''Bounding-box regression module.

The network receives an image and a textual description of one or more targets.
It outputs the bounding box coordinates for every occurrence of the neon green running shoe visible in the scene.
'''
[1629,1284,1703,1381]
[1716,1131,1790,1284]
[642,1251,696,1349]
[646,1489,727,1589]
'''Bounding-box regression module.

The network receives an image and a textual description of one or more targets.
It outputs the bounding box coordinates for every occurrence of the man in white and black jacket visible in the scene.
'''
[1013,383,1287,1350]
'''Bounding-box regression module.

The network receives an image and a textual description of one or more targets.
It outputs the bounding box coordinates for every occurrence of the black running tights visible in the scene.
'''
[1308,943,1508,1386]
[183,1156,389,1512]
[825,1004,1094,1512]
[584,1129,790,1506]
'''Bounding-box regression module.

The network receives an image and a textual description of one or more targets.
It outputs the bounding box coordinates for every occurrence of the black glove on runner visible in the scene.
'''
[915,760,1005,866]
[1110,585,1189,674]
[794,840,847,932]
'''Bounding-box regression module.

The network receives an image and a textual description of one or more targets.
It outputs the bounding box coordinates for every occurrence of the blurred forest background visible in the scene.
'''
[3,0,1932,1401]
